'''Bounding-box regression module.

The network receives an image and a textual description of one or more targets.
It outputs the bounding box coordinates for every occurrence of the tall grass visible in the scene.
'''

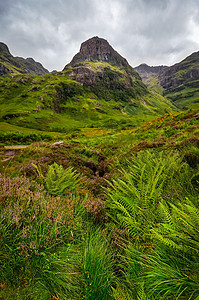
[81,228,115,300]
[0,175,83,299]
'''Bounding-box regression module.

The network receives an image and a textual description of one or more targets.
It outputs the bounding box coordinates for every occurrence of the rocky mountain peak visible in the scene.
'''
[63,36,146,91]
[134,64,167,78]
[80,36,113,57]
[66,36,130,68]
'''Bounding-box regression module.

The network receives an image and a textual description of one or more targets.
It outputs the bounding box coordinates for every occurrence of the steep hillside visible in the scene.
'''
[159,51,199,109]
[0,42,49,76]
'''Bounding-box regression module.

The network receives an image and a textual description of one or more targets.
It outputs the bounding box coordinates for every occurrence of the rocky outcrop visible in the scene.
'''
[66,66,103,85]
[0,62,12,76]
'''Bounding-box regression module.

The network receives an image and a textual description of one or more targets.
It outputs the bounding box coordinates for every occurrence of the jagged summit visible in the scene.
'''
[65,36,130,68]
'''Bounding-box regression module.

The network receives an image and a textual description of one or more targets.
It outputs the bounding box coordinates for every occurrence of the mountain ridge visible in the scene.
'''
[0,42,49,76]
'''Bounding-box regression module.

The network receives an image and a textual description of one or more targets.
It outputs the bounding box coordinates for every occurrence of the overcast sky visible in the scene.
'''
[1,0,199,71]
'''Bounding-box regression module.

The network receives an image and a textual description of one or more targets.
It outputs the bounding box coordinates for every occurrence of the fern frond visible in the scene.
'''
[45,163,80,196]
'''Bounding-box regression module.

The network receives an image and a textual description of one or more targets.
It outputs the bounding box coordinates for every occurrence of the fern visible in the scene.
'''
[45,163,80,196]
[106,150,184,243]
[144,198,199,298]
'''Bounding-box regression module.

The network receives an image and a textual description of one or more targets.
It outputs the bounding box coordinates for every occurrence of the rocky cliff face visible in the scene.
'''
[63,36,145,90]
[159,51,199,92]
[0,42,49,76]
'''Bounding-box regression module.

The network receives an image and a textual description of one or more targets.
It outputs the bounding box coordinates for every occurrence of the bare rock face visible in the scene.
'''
[0,42,11,54]
[66,36,130,68]
[0,62,12,76]
[67,66,103,85]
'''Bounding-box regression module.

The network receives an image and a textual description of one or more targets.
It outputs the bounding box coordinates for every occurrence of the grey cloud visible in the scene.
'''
[0,0,199,70]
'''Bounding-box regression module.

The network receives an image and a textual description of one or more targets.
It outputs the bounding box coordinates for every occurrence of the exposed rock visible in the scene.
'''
[0,42,10,53]
[52,141,64,146]
[67,66,103,85]
[0,62,12,76]
[66,36,131,68]
[159,51,199,92]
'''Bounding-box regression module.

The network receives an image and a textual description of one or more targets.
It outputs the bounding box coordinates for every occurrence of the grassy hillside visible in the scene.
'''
[0,72,175,134]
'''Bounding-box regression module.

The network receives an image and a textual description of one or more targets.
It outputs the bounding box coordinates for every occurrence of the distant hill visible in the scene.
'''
[135,52,199,110]
[0,42,49,76]
[134,63,167,79]
[134,63,167,94]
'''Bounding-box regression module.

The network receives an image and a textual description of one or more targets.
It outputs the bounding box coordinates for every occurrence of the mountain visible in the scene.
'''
[63,36,145,89]
[159,51,199,91]
[66,36,131,68]
[0,42,49,76]
[159,51,199,109]
[0,37,175,133]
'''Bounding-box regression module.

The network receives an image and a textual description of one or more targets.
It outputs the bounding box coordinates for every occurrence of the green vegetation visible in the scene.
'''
[0,60,199,299]
[0,70,175,133]
[0,104,199,299]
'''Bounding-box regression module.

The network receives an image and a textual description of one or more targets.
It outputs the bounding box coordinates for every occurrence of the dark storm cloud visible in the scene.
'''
[0,0,199,71]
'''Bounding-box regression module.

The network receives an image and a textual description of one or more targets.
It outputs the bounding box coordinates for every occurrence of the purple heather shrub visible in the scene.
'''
[20,160,38,177]
[0,174,43,205]
[84,196,107,222]
[0,174,76,259]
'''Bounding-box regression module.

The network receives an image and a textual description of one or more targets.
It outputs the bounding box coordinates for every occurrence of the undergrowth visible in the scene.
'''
[0,108,199,299]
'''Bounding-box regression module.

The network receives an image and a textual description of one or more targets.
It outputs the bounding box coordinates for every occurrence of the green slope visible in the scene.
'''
[0,70,175,133]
